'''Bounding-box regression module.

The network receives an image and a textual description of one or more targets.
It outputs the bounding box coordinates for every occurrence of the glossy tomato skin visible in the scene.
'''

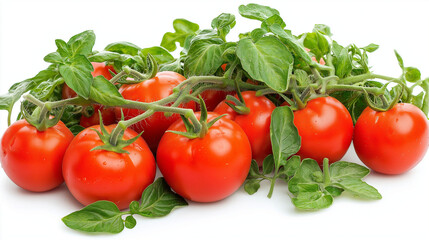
[0,119,74,192]
[157,112,252,202]
[79,105,116,128]
[198,89,236,111]
[353,103,429,174]
[293,96,353,165]
[116,71,196,152]
[214,91,275,166]
[62,125,156,210]
[62,62,116,99]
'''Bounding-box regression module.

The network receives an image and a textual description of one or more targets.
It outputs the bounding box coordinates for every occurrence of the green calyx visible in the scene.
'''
[115,53,158,84]
[90,111,142,154]
[21,98,64,132]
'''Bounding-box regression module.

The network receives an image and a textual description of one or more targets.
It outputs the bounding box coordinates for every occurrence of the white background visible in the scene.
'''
[1,0,429,239]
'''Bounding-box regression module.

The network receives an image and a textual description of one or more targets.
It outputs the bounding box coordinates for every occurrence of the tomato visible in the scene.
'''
[79,105,116,128]
[198,89,236,111]
[157,112,252,202]
[62,62,116,99]
[115,71,196,152]
[62,125,156,210]
[214,91,275,166]
[353,103,429,174]
[293,96,353,165]
[0,119,74,192]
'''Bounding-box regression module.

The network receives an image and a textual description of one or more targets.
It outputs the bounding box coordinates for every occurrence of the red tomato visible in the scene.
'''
[62,62,116,99]
[353,103,429,174]
[198,90,236,111]
[157,112,252,202]
[62,125,156,210]
[115,71,196,152]
[214,91,275,166]
[293,96,353,165]
[79,105,116,128]
[0,119,74,192]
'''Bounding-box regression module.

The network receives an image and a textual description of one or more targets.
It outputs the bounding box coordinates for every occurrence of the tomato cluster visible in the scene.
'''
[1,63,428,210]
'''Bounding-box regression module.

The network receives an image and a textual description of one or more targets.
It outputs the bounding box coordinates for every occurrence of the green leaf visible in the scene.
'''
[336,178,382,200]
[238,3,280,21]
[270,106,301,172]
[247,159,262,179]
[313,24,332,37]
[329,161,370,181]
[236,36,293,92]
[105,41,141,55]
[288,159,321,194]
[44,52,64,64]
[303,31,330,60]
[211,13,236,40]
[261,14,286,31]
[282,155,301,178]
[335,47,353,78]
[89,76,128,106]
[262,154,275,175]
[62,201,124,234]
[184,39,224,77]
[30,77,64,101]
[59,55,94,99]
[141,46,174,64]
[161,19,199,52]
[55,39,71,57]
[67,30,96,57]
[250,28,267,42]
[325,186,344,197]
[421,78,429,116]
[361,43,379,53]
[291,184,333,210]
[270,24,314,67]
[159,58,183,74]
[294,69,310,86]
[405,67,421,82]
[244,179,261,195]
[137,178,188,218]
[394,50,404,70]
[124,215,137,229]
[88,51,121,62]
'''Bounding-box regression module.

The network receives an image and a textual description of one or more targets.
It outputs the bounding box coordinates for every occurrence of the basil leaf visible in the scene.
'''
[62,201,124,234]
[247,159,262,179]
[244,179,261,195]
[237,36,293,92]
[137,177,188,218]
[313,24,332,37]
[262,154,275,175]
[184,39,224,77]
[67,30,96,57]
[336,178,382,200]
[30,78,64,101]
[405,67,421,83]
[89,76,128,106]
[211,13,236,40]
[335,47,353,78]
[261,14,286,31]
[394,50,405,70]
[270,106,301,172]
[55,39,71,57]
[59,55,94,99]
[361,43,379,53]
[250,28,267,42]
[291,184,333,210]
[282,155,301,178]
[88,51,121,62]
[238,3,280,21]
[161,19,199,52]
[43,52,64,64]
[141,46,174,64]
[325,186,344,197]
[329,161,370,181]
[288,159,321,194]
[124,216,137,229]
[303,31,330,60]
[105,41,141,55]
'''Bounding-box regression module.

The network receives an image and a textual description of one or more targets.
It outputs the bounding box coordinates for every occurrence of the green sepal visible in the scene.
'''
[224,95,250,115]
[21,99,65,132]
[116,54,158,84]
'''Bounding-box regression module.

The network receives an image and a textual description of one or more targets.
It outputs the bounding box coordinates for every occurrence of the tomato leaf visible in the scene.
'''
[237,36,293,92]
[59,55,94,99]
[303,31,330,61]
[211,13,236,41]
[313,24,332,37]
[141,46,174,64]
[261,14,286,31]
[270,106,301,172]
[62,201,125,234]
[88,51,121,62]
[184,39,224,77]
[405,67,421,83]
[105,41,141,55]
[238,3,280,21]
[361,43,379,53]
[89,76,128,106]
[161,19,199,52]
[335,47,353,78]
[135,177,188,218]
[67,30,96,57]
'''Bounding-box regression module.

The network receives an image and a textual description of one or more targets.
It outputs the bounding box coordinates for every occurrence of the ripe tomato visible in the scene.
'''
[62,62,116,99]
[0,119,74,192]
[157,112,252,202]
[79,105,116,128]
[62,125,156,210]
[214,91,275,166]
[293,96,353,165]
[353,103,429,174]
[198,89,236,111]
[115,71,196,152]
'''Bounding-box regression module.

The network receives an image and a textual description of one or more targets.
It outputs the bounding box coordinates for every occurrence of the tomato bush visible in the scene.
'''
[156,112,252,202]
[353,103,429,174]
[0,119,74,192]
[293,96,354,165]
[214,91,275,166]
[116,71,196,152]
[62,125,156,210]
